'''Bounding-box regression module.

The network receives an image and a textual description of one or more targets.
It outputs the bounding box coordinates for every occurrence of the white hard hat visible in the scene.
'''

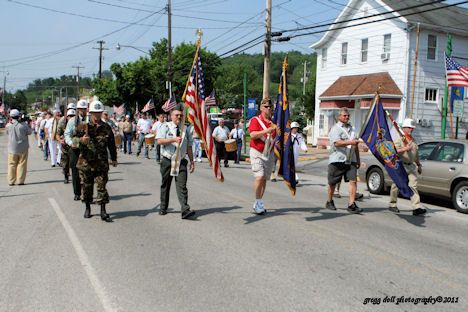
[89,100,104,113]
[10,109,20,117]
[76,99,88,109]
[291,121,300,128]
[402,118,416,129]
[67,109,76,116]
[67,102,76,109]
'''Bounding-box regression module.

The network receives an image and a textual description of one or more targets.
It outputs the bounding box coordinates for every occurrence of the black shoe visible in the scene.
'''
[271,178,277,182]
[8,183,14,186]
[224,164,229,167]
[347,202,363,214]
[100,204,111,221]
[84,204,91,218]
[159,209,167,215]
[181,209,196,219]
[18,183,25,186]
[412,208,427,216]
[355,193,364,201]
[325,200,336,210]
[136,152,140,157]
[388,207,400,213]
[51,164,55,167]
[64,175,69,184]
[146,156,150,159]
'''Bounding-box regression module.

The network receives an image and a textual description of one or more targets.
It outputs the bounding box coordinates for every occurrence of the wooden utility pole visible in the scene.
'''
[262,0,272,99]
[72,65,84,98]
[167,0,173,97]
[93,40,108,79]
[302,61,308,96]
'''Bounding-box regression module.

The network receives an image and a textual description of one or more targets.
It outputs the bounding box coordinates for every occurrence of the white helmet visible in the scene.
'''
[89,100,105,113]
[402,118,416,129]
[67,102,76,109]
[67,109,76,116]
[76,99,88,109]
[291,121,300,128]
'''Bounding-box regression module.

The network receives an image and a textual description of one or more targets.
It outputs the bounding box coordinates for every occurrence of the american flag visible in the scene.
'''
[185,54,224,181]
[142,98,155,112]
[445,54,468,87]
[205,90,216,106]
[113,104,125,116]
[162,95,177,112]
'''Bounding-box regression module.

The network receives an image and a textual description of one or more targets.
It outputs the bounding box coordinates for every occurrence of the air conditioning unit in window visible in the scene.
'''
[381,52,390,61]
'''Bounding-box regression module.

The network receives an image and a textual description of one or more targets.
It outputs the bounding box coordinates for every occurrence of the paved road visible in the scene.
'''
[1,132,468,311]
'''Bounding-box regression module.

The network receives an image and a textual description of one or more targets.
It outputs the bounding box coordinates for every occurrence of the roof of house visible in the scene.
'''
[312,0,468,48]
[319,72,403,98]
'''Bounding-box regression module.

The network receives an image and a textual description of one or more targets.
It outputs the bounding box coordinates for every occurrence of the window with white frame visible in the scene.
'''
[361,38,368,63]
[322,48,327,69]
[341,42,348,65]
[427,34,437,60]
[425,88,438,103]
[383,34,391,53]
[319,113,324,129]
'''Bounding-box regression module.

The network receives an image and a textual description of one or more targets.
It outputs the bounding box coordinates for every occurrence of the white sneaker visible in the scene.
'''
[253,201,266,215]
[197,158,201,163]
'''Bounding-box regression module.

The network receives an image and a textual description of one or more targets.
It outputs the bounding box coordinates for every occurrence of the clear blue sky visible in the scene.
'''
[0,0,466,90]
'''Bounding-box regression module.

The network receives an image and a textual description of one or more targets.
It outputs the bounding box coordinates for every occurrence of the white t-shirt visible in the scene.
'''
[137,118,151,134]
[151,121,163,133]
[230,128,244,140]
[213,126,229,142]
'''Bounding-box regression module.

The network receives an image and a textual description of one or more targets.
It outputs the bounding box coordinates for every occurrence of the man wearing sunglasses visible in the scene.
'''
[248,98,277,215]
[156,104,196,219]
[326,107,363,214]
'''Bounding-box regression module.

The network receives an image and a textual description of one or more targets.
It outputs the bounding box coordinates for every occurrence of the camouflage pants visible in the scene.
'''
[61,145,70,176]
[78,168,109,204]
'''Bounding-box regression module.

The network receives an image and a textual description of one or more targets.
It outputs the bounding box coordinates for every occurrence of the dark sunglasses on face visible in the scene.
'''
[262,105,272,109]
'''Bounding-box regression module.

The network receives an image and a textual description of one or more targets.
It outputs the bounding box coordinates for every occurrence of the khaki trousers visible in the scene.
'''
[389,167,421,209]
[8,151,28,185]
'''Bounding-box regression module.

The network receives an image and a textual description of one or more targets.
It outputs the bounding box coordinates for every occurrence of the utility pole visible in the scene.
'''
[167,0,172,97]
[1,69,8,112]
[262,0,272,99]
[72,65,84,98]
[302,61,308,96]
[243,72,247,154]
[93,41,108,79]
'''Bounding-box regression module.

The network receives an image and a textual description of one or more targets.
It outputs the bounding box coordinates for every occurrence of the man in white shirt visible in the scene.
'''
[45,110,62,167]
[151,114,165,163]
[136,113,152,158]
[212,118,230,167]
[229,120,244,164]
[35,112,44,149]
[40,112,51,161]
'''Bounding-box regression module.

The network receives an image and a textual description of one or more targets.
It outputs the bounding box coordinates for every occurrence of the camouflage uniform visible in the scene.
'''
[76,120,117,204]
[57,116,70,176]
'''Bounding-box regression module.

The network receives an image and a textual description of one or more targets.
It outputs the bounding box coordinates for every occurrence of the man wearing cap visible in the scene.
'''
[58,104,76,183]
[389,118,426,216]
[291,121,308,183]
[156,105,196,219]
[6,109,32,185]
[229,120,244,164]
[76,100,117,222]
[213,118,230,167]
[65,99,88,201]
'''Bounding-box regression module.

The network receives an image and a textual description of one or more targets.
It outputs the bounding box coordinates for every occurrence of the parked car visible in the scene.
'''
[359,139,468,213]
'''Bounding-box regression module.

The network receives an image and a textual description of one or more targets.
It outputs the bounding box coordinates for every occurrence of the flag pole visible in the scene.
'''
[442,34,452,139]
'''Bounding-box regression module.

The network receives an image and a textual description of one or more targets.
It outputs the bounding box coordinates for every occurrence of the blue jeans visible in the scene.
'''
[236,142,242,163]
[155,143,161,162]
[192,139,202,159]
[123,132,132,154]
[43,140,49,160]
[137,133,148,157]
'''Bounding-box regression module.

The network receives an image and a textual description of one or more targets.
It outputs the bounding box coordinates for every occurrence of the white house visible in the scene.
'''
[311,0,468,147]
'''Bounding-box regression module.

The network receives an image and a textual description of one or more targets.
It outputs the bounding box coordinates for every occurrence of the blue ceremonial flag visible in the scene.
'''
[273,56,296,195]
[360,96,413,199]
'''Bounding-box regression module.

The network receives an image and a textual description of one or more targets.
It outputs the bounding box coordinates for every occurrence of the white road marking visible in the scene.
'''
[48,198,116,312]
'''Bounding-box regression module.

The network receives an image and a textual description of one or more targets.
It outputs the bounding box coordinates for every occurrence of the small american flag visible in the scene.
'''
[445,54,468,87]
[205,90,216,106]
[162,95,177,112]
[142,98,155,112]
[113,104,125,116]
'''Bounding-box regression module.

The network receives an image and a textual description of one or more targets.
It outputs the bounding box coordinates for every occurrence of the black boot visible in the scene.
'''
[100,204,110,222]
[84,203,91,218]
[64,174,69,184]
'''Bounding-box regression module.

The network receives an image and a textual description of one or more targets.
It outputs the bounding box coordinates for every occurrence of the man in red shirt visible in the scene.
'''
[249,98,277,214]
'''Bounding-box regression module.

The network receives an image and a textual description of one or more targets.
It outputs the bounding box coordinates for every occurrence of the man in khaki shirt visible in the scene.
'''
[389,118,426,216]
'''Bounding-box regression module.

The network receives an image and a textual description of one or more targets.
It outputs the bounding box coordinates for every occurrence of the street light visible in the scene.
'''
[116,43,150,55]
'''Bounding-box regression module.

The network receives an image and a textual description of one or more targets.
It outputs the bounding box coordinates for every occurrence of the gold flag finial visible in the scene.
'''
[282,54,289,72]
[196,29,203,43]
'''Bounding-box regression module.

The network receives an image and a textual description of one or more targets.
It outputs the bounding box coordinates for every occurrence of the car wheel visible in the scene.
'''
[367,167,384,194]
[452,181,468,214]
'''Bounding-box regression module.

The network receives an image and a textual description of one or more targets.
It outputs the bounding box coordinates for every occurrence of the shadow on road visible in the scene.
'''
[117,162,141,165]
[110,192,152,201]
[0,192,39,198]
[110,204,160,220]
[194,205,243,218]
[22,179,63,185]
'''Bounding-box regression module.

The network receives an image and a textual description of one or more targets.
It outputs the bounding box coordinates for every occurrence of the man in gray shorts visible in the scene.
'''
[325,108,363,214]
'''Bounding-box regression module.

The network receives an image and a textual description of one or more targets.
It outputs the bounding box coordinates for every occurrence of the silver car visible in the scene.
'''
[359,139,468,213]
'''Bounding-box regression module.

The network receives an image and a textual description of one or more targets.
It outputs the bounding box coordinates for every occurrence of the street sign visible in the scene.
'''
[453,100,464,118]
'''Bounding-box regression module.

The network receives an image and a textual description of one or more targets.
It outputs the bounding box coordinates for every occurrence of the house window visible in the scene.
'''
[319,114,325,129]
[427,34,437,60]
[322,48,327,69]
[425,88,438,103]
[361,38,368,63]
[341,42,348,65]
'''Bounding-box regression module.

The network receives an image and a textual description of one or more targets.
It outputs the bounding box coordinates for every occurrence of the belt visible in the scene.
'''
[403,162,413,165]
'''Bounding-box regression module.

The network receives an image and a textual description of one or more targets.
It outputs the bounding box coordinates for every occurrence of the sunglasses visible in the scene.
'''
[174,114,182,117]
[341,114,350,117]
[262,105,272,109]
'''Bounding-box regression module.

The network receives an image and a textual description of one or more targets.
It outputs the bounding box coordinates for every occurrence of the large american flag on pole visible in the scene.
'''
[445,54,468,87]
[185,54,224,181]
[162,95,177,112]
[142,98,155,112]
[205,90,216,106]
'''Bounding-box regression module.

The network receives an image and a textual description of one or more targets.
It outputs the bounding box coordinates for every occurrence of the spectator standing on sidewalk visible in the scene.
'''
[6,109,32,186]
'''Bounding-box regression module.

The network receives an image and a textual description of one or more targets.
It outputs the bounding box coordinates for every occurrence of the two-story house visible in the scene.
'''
[311,0,468,147]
